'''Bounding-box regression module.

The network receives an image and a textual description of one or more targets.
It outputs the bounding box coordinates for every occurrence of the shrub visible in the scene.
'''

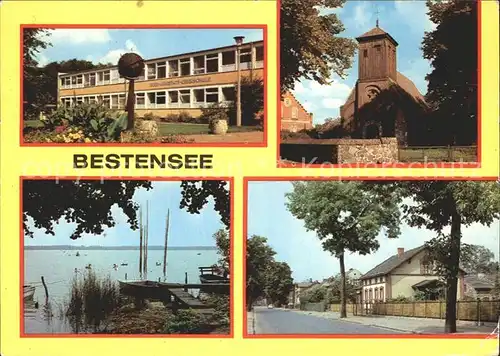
[200,102,230,124]
[280,130,314,141]
[141,112,160,121]
[160,134,195,144]
[164,309,208,334]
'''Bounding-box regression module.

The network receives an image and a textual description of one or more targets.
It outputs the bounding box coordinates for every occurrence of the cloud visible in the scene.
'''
[36,53,49,67]
[97,39,142,65]
[48,29,111,44]
[346,1,374,31]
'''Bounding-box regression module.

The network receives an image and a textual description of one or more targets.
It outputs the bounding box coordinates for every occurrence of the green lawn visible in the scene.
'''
[399,146,477,162]
[24,120,261,136]
[158,123,261,136]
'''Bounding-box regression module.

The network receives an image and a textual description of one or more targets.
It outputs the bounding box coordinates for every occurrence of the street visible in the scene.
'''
[251,307,406,335]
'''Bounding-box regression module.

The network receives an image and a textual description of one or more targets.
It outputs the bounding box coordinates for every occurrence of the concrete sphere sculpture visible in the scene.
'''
[118,53,145,79]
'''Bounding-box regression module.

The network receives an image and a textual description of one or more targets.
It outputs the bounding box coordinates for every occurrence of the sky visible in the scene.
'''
[247,182,500,283]
[24,181,227,247]
[35,28,263,67]
[293,0,437,124]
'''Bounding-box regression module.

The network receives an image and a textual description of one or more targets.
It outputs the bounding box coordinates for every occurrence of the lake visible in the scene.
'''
[23,248,219,334]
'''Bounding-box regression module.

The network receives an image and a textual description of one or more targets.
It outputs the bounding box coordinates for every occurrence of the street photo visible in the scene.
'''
[22,27,265,145]
[245,179,500,336]
[22,178,231,336]
[278,0,478,165]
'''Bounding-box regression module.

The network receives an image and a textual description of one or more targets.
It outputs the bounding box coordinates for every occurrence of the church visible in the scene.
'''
[337,23,430,146]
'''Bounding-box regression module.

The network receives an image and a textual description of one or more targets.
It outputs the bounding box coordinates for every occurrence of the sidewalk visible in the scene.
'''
[291,310,499,334]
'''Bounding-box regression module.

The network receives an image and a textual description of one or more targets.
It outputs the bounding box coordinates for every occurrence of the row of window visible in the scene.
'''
[363,276,386,286]
[364,286,385,302]
[60,85,236,110]
[60,45,264,89]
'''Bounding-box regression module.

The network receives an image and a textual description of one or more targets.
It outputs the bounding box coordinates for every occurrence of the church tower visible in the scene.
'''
[356,23,398,83]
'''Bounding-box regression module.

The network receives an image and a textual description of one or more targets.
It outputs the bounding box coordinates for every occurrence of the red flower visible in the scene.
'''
[55,126,66,133]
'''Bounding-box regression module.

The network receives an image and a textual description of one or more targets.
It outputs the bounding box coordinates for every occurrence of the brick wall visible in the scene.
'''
[281,92,313,132]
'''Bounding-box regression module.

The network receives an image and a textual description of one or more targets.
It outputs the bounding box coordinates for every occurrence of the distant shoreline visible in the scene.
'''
[24,245,217,251]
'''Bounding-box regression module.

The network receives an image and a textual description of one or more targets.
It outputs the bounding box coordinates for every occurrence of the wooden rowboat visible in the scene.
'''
[23,285,36,301]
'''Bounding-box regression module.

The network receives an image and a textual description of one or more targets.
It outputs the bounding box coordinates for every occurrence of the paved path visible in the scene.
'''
[291,310,498,335]
[250,307,406,335]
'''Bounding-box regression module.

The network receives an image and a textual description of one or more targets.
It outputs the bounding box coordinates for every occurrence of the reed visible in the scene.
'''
[66,269,121,332]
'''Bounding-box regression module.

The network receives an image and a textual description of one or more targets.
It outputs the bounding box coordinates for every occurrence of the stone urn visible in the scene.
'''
[134,118,159,137]
[209,119,228,135]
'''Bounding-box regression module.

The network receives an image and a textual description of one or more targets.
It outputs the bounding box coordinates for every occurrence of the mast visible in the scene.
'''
[144,200,149,279]
[139,206,143,280]
[163,209,170,281]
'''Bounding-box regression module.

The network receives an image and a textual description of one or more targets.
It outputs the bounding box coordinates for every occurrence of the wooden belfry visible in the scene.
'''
[117,53,145,130]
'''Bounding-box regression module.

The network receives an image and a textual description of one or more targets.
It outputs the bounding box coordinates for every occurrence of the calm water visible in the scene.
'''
[24,248,218,334]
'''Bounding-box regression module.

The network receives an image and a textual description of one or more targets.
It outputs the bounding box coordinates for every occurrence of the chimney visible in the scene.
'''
[397,248,404,258]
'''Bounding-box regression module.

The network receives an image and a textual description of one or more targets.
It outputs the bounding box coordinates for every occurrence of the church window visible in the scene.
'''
[363,49,368,58]
[375,45,381,52]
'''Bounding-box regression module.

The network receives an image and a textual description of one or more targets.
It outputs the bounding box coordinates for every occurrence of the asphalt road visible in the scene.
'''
[253,307,405,335]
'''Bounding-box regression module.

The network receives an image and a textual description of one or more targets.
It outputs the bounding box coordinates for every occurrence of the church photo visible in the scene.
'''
[279,0,478,165]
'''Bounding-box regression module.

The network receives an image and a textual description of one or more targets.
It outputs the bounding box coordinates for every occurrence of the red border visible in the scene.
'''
[20,24,269,148]
[20,176,235,338]
[276,0,483,169]
[242,175,498,339]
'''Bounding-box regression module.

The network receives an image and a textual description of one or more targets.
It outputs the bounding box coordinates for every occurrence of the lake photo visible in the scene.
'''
[22,179,232,336]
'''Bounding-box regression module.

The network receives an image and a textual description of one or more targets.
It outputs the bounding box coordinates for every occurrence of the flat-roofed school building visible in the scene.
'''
[57,40,265,119]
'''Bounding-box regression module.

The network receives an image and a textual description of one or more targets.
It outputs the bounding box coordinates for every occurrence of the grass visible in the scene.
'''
[158,122,261,136]
[24,120,45,128]
[399,146,477,162]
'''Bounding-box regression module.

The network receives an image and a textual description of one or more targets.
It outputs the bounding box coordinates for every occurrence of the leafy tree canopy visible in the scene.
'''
[23,180,152,239]
[280,0,356,93]
[264,261,294,306]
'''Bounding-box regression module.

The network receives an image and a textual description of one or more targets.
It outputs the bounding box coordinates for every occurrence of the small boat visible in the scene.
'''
[118,280,165,300]
[113,264,118,270]
[197,253,201,256]
[121,263,128,266]
[85,264,92,269]
[198,266,229,294]
[23,285,36,301]
[76,252,80,257]
[156,262,161,266]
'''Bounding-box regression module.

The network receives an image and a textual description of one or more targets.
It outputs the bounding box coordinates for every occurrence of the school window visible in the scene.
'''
[118,94,126,108]
[193,55,205,75]
[89,73,96,86]
[206,53,219,73]
[111,95,119,109]
[206,87,218,103]
[77,75,83,86]
[179,89,190,104]
[222,51,235,65]
[89,96,97,104]
[169,61,179,77]
[84,97,90,104]
[71,76,77,85]
[256,46,264,61]
[103,71,110,83]
[168,91,179,104]
[156,92,166,107]
[240,50,251,63]
[222,87,235,101]
[138,68,145,81]
[97,72,104,84]
[136,93,145,107]
[147,92,156,107]
[180,59,190,76]
[193,89,204,104]
[102,96,111,108]
[363,49,368,58]
[157,62,167,78]
[147,65,156,80]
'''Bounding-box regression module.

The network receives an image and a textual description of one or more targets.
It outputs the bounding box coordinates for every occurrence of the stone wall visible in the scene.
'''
[280,137,398,164]
[300,302,327,312]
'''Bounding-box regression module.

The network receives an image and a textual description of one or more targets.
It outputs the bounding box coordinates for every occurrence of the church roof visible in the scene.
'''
[356,26,398,46]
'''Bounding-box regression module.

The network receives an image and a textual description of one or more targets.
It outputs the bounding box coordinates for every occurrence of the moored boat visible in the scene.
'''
[23,285,36,301]
[118,280,165,300]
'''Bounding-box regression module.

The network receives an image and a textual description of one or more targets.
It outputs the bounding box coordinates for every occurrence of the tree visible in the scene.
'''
[286,181,401,318]
[213,229,230,271]
[396,181,500,333]
[179,180,230,229]
[422,0,478,145]
[264,261,294,306]
[325,274,358,304]
[460,244,498,274]
[246,235,277,311]
[23,29,52,119]
[280,0,357,93]
[23,180,152,239]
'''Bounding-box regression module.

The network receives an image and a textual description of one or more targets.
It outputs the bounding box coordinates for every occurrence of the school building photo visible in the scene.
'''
[22,27,267,145]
